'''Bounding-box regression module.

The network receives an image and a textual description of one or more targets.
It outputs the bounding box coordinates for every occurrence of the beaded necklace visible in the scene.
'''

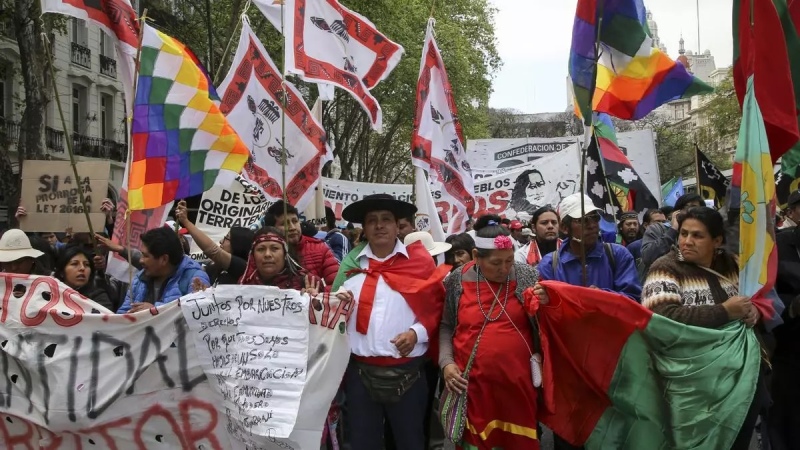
[475,266,510,322]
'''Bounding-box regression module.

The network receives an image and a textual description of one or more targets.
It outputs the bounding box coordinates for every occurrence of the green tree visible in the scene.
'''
[692,68,739,174]
[0,1,63,225]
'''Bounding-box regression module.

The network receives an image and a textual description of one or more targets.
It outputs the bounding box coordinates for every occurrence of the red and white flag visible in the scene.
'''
[411,19,475,234]
[218,18,332,211]
[261,0,404,132]
[41,0,138,107]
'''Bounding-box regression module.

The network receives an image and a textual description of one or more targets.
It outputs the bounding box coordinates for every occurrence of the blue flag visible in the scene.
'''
[661,177,684,207]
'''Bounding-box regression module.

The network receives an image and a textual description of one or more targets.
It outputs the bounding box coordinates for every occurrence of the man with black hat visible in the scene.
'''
[779,189,800,230]
[331,194,449,450]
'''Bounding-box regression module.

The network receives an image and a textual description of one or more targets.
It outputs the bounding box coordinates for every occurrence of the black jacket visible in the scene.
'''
[773,226,800,367]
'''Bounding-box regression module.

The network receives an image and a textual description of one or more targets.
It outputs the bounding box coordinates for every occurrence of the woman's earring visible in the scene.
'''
[715,247,725,256]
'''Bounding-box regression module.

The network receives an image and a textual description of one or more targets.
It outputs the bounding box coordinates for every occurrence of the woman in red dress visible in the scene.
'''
[439,215,546,450]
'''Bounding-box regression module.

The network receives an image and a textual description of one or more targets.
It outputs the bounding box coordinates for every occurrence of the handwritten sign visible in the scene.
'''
[181,286,309,441]
[18,160,110,232]
[1,276,351,450]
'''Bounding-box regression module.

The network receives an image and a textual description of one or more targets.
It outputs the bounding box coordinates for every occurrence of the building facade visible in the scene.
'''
[0,17,128,224]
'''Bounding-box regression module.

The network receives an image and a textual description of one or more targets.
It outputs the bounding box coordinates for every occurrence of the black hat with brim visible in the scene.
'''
[342,194,418,224]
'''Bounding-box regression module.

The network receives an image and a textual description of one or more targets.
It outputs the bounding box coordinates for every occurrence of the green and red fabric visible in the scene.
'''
[732,0,800,162]
[526,281,761,449]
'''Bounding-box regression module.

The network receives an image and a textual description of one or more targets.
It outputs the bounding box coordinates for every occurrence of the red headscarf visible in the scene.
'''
[238,233,309,290]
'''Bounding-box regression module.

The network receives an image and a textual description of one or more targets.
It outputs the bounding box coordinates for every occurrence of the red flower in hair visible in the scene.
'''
[494,235,513,250]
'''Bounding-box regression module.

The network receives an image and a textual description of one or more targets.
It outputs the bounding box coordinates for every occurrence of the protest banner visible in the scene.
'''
[322,178,414,222]
[0,275,351,450]
[18,160,110,233]
[190,176,269,259]
[180,287,310,441]
[466,130,662,204]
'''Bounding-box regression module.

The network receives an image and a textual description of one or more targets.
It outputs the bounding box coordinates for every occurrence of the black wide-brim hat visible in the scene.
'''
[342,194,418,224]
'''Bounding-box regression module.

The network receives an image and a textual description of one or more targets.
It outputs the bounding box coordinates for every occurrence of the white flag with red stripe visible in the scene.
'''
[261,0,404,132]
[218,18,332,211]
[411,19,475,234]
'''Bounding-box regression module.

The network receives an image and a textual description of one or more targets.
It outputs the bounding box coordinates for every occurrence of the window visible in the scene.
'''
[100,93,114,140]
[99,31,114,57]
[71,18,87,46]
[72,84,88,134]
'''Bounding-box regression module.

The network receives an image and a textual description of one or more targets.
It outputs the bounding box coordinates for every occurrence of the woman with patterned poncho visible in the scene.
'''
[439,215,545,450]
[641,206,767,450]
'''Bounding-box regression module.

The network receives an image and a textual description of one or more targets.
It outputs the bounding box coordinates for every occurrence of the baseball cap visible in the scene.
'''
[521,228,534,237]
[788,190,800,208]
[510,220,523,230]
[558,193,601,219]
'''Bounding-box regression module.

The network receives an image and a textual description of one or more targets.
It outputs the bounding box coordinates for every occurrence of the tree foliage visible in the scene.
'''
[694,69,739,172]
[144,0,502,183]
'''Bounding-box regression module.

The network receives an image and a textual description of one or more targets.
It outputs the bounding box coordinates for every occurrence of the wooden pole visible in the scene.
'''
[280,0,289,236]
[124,10,148,289]
[41,33,97,244]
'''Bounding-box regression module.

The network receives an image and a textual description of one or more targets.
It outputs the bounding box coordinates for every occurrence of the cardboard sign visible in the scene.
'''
[18,160,110,232]
[0,275,351,450]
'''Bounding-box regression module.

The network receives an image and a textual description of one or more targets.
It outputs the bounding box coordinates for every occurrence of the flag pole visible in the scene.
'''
[280,0,289,236]
[124,10,148,292]
[212,2,248,85]
[694,143,702,199]
[577,0,604,286]
[41,33,97,245]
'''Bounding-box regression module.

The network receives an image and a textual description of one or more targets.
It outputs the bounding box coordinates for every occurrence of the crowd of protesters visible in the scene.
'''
[1,187,799,450]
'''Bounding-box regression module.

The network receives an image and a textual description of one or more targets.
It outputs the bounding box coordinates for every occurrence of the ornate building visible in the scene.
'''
[0,18,129,224]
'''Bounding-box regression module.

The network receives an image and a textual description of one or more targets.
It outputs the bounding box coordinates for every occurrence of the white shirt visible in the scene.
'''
[343,240,429,358]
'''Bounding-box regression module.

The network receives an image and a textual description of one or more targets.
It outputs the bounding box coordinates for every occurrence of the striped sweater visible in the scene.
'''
[642,249,739,328]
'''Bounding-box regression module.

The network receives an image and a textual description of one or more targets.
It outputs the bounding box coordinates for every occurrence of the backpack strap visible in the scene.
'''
[551,245,560,274]
[604,242,616,275]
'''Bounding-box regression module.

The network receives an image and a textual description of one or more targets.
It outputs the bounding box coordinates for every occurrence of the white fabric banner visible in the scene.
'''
[190,176,268,259]
[0,276,350,450]
[321,145,581,224]
[218,18,332,212]
[466,130,662,204]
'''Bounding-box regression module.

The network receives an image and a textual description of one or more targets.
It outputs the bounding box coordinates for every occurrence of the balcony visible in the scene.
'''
[71,42,91,69]
[0,117,20,144]
[99,54,117,78]
[46,127,65,153]
[72,133,126,162]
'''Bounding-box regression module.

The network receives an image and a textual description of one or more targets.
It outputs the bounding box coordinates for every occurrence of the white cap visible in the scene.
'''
[521,228,534,237]
[404,231,452,257]
[0,229,44,262]
[558,193,601,219]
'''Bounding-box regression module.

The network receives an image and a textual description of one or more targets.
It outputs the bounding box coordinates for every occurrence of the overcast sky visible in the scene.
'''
[488,0,733,113]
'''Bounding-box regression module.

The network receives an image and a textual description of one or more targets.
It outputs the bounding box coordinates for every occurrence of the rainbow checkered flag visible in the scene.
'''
[128,24,249,210]
[569,0,712,121]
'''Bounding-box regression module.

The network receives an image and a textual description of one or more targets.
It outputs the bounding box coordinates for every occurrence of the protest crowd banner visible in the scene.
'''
[18,161,110,233]
[0,275,351,449]
[190,177,270,260]
[466,130,662,204]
